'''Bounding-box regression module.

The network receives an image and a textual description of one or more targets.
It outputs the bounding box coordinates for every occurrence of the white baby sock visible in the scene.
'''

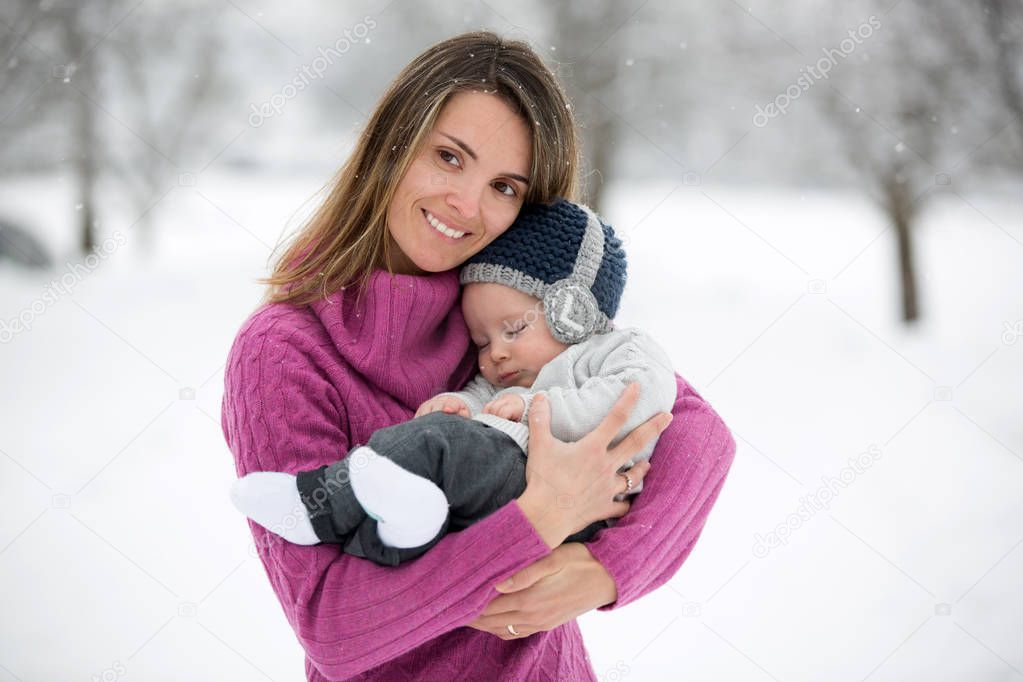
[347,446,450,548]
[230,471,320,545]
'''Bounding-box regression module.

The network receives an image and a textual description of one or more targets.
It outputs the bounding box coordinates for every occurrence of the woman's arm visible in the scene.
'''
[467,374,732,634]
[221,315,552,680]
[585,373,735,610]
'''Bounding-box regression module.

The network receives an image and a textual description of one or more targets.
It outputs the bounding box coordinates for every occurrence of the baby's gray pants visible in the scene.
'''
[295,410,609,566]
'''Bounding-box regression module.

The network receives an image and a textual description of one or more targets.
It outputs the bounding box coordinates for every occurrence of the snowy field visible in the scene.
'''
[1,170,1021,681]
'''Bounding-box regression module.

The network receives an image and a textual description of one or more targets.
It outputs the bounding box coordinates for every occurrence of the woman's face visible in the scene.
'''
[384,90,532,275]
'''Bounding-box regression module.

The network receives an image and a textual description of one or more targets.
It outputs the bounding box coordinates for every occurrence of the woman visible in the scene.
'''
[221,31,735,681]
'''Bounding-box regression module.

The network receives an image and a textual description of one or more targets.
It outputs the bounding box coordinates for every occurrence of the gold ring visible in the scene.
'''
[506,624,520,636]
[618,471,634,492]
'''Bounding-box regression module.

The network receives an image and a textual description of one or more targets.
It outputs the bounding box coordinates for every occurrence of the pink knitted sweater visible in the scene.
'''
[221,268,735,681]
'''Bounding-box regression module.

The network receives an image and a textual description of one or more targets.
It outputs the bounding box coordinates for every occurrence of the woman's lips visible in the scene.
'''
[422,208,469,242]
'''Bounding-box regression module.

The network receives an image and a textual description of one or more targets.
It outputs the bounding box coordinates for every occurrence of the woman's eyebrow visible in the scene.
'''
[438,132,530,186]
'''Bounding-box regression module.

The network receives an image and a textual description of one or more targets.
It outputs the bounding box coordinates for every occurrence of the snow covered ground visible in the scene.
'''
[1,170,1020,681]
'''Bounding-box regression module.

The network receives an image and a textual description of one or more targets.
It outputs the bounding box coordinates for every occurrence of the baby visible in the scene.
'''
[231,199,677,566]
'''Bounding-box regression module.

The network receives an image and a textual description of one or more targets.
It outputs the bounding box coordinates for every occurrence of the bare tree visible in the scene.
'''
[1,0,232,257]
[0,1,48,99]
[101,4,231,250]
[548,2,696,212]
[547,1,623,211]
[53,0,114,254]
[817,0,995,323]
[2,1,115,253]
[981,0,1023,153]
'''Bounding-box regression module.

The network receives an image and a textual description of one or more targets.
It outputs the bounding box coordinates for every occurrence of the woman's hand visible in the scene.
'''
[415,395,470,419]
[516,382,671,548]
[467,543,617,639]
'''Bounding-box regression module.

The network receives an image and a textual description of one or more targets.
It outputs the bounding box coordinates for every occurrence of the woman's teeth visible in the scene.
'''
[425,210,466,239]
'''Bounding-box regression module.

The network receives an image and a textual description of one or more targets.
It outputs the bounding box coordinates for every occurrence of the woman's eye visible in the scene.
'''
[493,181,516,197]
[438,149,461,168]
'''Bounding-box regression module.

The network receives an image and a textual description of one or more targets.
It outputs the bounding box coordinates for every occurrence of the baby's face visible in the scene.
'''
[461,282,570,389]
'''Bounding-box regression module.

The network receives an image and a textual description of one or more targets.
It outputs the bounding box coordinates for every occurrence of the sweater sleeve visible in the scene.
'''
[585,374,735,612]
[221,316,552,680]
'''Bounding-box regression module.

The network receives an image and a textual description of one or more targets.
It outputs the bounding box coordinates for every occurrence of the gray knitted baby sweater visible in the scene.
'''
[435,326,678,494]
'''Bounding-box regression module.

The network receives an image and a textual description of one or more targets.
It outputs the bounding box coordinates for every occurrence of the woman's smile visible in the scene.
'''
[422,208,470,240]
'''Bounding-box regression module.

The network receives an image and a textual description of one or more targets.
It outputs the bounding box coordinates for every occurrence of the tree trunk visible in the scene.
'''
[885,172,920,323]
[75,94,98,254]
[584,114,614,212]
[59,5,100,255]
[893,210,919,323]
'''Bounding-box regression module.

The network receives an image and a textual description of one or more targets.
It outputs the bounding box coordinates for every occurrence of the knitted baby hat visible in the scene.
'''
[459,198,627,345]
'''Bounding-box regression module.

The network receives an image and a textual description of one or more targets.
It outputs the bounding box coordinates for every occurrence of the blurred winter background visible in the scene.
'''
[1,0,1021,680]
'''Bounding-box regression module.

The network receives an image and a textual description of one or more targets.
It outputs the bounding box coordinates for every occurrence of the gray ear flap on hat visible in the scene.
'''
[541,202,610,344]
[543,278,601,344]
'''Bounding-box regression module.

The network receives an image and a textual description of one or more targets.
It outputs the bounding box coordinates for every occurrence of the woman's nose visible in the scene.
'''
[445,178,482,220]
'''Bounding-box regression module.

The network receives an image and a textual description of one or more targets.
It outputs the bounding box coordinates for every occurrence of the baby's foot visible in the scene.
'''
[230,472,320,545]
[347,446,450,548]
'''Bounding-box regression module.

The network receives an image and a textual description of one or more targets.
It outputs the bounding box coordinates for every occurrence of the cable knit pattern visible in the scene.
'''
[221,267,735,681]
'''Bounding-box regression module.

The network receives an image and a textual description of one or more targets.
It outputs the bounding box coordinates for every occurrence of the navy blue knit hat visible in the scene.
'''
[460,198,627,345]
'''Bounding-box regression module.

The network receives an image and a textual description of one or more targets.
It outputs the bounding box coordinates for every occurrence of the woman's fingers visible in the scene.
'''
[610,412,672,471]
[605,498,631,519]
[614,460,649,496]
[584,382,641,450]
[526,393,553,448]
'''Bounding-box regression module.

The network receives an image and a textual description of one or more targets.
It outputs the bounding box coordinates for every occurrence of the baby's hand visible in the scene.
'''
[482,394,526,421]
[415,395,470,419]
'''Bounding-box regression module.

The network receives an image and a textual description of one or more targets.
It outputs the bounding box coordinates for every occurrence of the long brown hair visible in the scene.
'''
[260,31,581,307]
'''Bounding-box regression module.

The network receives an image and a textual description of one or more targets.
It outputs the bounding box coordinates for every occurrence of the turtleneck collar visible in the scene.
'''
[309,268,476,411]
